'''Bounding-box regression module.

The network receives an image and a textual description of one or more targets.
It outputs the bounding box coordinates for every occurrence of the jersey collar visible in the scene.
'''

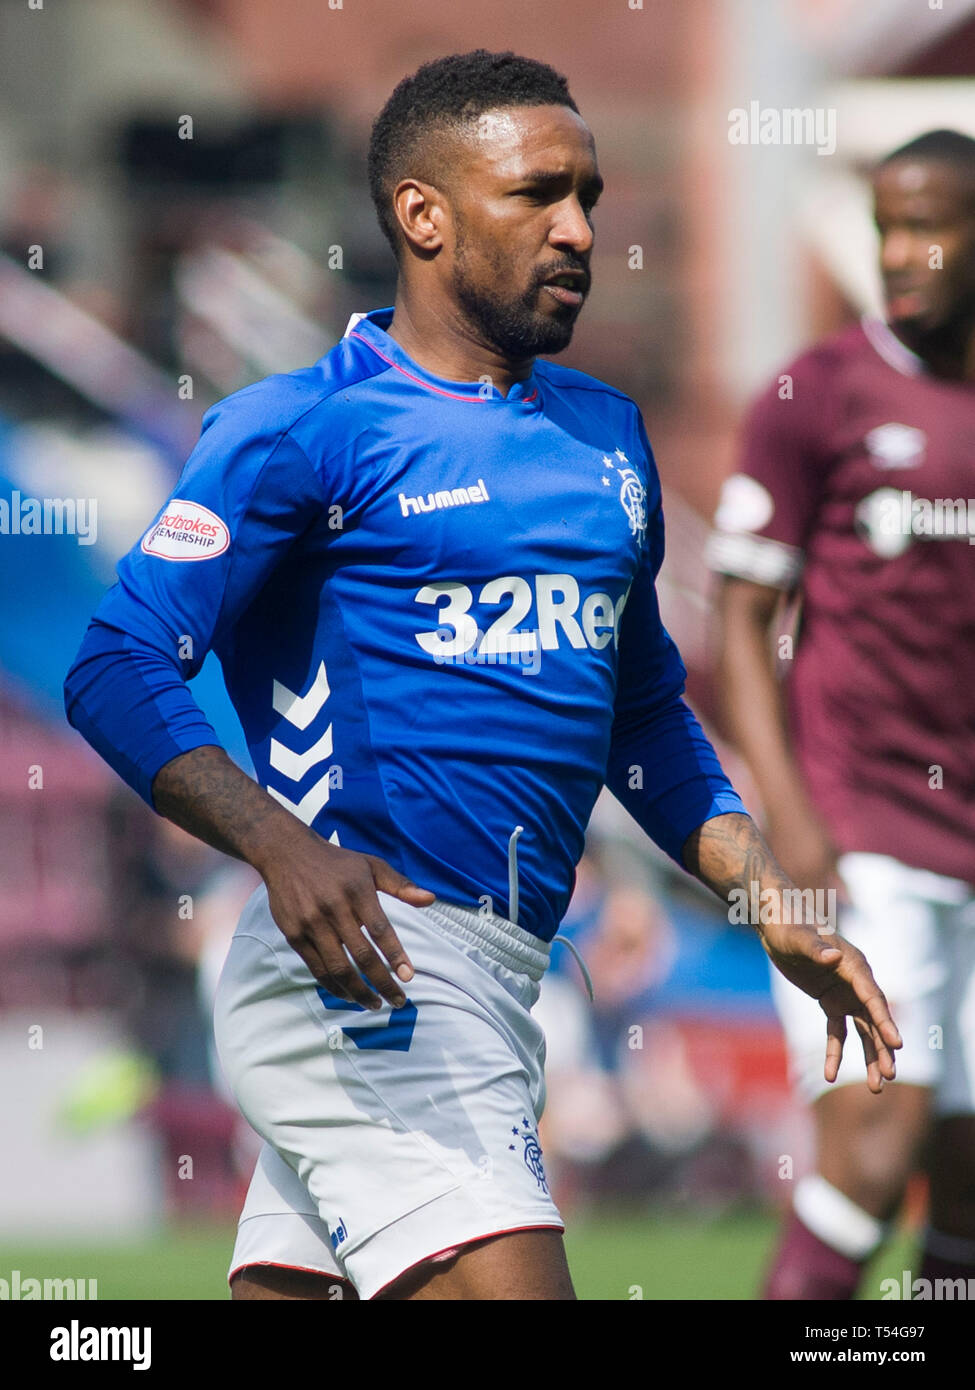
[342,306,540,405]
[861,314,927,379]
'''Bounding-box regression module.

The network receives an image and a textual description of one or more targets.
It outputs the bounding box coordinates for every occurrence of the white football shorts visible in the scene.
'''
[212,885,564,1299]
[771,852,975,1110]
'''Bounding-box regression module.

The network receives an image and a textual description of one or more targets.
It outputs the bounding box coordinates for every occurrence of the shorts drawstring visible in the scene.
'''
[551,934,595,1002]
[506,821,594,1000]
[507,825,524,926]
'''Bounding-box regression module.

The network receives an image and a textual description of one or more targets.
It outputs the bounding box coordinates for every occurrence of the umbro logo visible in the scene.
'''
[399,478,490,518]
[865,422,926,470]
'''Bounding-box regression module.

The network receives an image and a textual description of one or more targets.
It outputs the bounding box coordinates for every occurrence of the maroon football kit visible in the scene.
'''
[707,315,975,885]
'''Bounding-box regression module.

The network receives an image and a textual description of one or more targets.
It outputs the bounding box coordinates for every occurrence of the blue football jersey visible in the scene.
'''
[65,306,745,940]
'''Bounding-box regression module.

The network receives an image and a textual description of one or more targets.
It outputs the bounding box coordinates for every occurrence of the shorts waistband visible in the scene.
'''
[422,898,551,982]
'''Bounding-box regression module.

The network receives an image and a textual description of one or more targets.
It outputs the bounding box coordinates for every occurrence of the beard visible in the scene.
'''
[450,220,581,359]
[893,280,975,352]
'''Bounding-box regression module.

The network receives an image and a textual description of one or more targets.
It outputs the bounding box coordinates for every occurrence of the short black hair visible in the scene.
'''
[367,49,579,262]
[878,128,975,181]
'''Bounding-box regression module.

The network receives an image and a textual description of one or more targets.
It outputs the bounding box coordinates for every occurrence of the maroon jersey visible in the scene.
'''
[707,316,975,884]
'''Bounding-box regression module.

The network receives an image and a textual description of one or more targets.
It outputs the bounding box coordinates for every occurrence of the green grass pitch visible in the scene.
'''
[1,1212,918,1300]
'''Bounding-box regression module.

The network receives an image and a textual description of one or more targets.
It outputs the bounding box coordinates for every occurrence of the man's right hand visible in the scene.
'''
[259,831,436,1010]
[151,745,435,1011]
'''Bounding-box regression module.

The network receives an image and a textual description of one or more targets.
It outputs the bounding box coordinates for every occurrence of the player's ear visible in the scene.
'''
[392,179,446,255]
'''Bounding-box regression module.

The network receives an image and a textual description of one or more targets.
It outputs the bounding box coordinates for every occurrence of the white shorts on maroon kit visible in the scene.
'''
[771,852,975,1109]
[212,886,564,1299]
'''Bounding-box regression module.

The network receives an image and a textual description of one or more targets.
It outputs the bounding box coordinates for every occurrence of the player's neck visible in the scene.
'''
[890,315,975,383]
[385,293,534,398]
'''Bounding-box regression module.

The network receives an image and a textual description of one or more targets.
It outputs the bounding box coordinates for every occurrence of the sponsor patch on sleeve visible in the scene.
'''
[141,499,230,561]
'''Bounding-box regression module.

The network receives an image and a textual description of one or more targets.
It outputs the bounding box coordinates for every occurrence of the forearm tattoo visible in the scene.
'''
[682,811,793,905]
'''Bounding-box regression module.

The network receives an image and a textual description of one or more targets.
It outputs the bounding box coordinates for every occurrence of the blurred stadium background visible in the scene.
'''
[0,0,970,1299]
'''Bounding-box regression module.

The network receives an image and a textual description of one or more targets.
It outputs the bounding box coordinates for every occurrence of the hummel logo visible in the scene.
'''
[399,479,490,518]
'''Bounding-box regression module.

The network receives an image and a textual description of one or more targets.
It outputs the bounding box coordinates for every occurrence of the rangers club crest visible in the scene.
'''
[509,1117,549,1193]
[618,467,647,538]
[600,450,647,540]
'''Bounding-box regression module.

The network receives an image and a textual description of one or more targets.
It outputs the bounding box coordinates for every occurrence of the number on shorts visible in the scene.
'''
[316,987,417,1052]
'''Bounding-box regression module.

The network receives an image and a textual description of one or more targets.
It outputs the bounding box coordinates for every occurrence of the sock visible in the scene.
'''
[763,1175,886,1301]
[919,1228,975,1289]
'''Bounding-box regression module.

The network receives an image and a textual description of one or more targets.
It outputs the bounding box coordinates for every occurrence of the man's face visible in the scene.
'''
[872,158,975,332]
[441,104,602,359]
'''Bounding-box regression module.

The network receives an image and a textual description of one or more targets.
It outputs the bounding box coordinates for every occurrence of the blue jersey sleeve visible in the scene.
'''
[64,388,328,807]
[605,423,748,864]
